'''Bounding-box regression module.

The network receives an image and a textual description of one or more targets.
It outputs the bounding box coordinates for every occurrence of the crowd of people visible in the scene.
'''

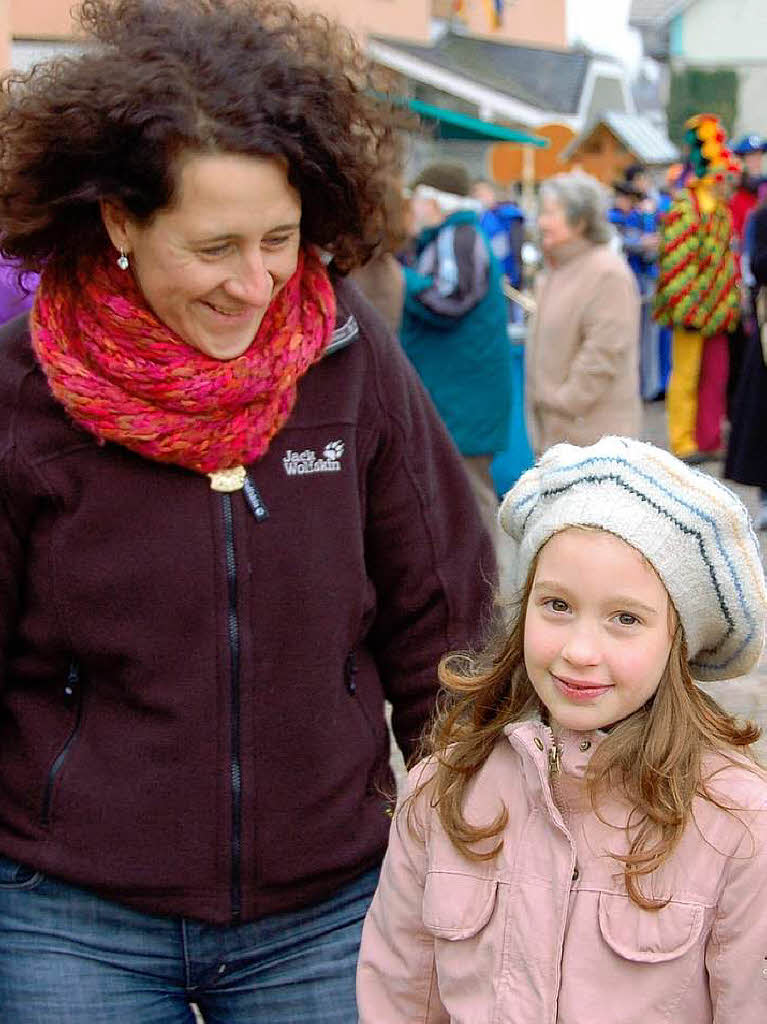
[603,117,767,531]
[0,3,765,1022]
[350,118,767,541]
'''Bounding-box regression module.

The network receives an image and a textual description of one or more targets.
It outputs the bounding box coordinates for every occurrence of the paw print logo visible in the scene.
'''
[323,440,345,461]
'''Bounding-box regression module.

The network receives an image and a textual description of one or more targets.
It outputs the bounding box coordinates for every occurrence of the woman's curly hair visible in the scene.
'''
[0,0,408,284]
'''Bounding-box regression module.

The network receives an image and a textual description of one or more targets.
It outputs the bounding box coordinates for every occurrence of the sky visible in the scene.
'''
[567,0,644,71]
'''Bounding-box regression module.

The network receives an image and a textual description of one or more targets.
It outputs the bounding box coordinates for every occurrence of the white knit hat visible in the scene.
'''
[498,436,766,681]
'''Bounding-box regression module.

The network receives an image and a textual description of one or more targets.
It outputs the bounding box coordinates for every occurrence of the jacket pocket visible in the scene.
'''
[0,853,44,890]
[598,892,705,963]
[344,650,386,746]
[422,871,498,939]
[344,650,392,801]
[40,661,84,828]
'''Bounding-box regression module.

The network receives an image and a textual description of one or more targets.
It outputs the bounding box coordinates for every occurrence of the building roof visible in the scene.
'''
[565,111,680,165]
[629,0,698,26]
[373,32,594,116]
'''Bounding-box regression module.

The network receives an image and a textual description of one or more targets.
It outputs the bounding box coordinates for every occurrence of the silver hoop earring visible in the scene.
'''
[116,249,129,271]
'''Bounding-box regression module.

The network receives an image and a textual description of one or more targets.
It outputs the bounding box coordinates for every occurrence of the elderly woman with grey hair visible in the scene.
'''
[526,170,641,453]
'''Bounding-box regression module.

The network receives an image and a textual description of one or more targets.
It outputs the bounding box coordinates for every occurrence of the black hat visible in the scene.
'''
[612,178,645,200]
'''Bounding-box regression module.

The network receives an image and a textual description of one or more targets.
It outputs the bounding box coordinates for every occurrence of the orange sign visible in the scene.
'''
[489,123,576,184]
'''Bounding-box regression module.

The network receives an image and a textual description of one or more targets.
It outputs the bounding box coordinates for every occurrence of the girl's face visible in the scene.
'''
[524,528,674,734]
[101,151,302,360]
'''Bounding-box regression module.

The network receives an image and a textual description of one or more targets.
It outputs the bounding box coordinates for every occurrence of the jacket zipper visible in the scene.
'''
[344,651,358,695]
[546,734,576,1024]
[221,493,243,923]
[41,661,83,827]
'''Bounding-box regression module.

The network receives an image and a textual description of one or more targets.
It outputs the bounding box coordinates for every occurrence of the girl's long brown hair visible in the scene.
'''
[415,558,762,909]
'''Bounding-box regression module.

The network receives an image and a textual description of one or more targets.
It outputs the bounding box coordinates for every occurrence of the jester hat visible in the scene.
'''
[684,114,741,185]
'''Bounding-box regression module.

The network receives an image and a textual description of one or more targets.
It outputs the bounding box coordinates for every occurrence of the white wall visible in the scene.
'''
[735,66,767,136]
[681,0,767,63]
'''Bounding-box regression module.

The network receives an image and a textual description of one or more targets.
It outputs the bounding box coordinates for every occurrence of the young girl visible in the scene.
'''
[357,436,767,1023]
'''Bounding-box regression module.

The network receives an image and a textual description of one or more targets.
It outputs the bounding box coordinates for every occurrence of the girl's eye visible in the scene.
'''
[615,612,640,626]
[262,235,291,249]
[545,598,569,613]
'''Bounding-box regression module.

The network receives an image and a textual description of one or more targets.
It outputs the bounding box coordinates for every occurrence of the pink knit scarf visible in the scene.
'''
[31,248,336,474]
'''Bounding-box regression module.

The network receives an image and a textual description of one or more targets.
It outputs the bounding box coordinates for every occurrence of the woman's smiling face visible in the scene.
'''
[524,528,675,733]
[101,151,302,360]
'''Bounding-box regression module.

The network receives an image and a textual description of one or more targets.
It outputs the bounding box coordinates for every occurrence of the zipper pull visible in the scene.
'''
[548,744,561,776]
[64,660,79,700]
[243,475,269,522]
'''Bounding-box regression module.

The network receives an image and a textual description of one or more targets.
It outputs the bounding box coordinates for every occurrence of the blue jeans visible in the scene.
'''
[0,853,379,1022]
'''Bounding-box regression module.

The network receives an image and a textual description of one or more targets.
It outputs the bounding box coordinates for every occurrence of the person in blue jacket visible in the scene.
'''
[473,178,526,312]
[610,171,665,399]
[401,162,511,546]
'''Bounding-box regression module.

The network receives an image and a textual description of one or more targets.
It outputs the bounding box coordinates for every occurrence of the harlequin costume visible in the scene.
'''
[654,114,740,458]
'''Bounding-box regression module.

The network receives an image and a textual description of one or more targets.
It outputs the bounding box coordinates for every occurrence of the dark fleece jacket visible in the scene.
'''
[0,277,494,924]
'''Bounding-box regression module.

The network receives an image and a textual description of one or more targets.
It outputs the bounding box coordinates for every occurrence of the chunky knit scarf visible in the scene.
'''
[31,248,336,474]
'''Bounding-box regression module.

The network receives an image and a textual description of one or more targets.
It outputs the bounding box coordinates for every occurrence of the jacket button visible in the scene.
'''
[534,737,544,751]
[572,866,579,881]
[579,740,592,752]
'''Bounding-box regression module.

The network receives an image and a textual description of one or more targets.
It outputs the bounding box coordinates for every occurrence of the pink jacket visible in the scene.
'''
[357,719,767,1022]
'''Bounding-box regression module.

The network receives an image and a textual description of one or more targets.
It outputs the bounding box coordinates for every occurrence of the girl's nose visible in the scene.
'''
[561,623,601,667]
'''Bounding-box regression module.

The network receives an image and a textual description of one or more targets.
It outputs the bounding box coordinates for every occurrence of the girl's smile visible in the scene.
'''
[524,528,675,733]
[551,674,613,701]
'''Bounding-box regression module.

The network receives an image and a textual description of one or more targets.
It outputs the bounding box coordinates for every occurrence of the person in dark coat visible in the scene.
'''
[0,2,495,1020]
[726,198,767,529]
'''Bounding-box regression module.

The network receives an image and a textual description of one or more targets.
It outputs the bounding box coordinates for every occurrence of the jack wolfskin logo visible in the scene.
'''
[323,440,344,461]
[283,440,344,476]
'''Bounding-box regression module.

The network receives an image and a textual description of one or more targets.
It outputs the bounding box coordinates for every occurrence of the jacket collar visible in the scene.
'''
[546,236,595,269]
[416,209,480,250]
[323,313,359,357]
[321,277,359,359]
[504,718,607,781]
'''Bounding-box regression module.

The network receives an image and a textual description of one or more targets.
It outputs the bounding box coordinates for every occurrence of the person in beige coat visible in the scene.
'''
[527,171,641,453]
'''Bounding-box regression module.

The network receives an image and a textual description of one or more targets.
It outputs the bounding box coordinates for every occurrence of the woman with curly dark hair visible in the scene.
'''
[0,2,494,1019]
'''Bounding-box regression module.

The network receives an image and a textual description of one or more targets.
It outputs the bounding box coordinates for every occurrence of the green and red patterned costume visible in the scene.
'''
[654,187,740,338]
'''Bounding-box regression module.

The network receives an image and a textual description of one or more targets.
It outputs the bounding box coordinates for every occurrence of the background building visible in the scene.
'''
[2,0,568,64]
[1,0,674,187]
[631,0,767,139]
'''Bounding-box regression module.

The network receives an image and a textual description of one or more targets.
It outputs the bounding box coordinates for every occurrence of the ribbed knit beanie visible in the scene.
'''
[499,436,766,682]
